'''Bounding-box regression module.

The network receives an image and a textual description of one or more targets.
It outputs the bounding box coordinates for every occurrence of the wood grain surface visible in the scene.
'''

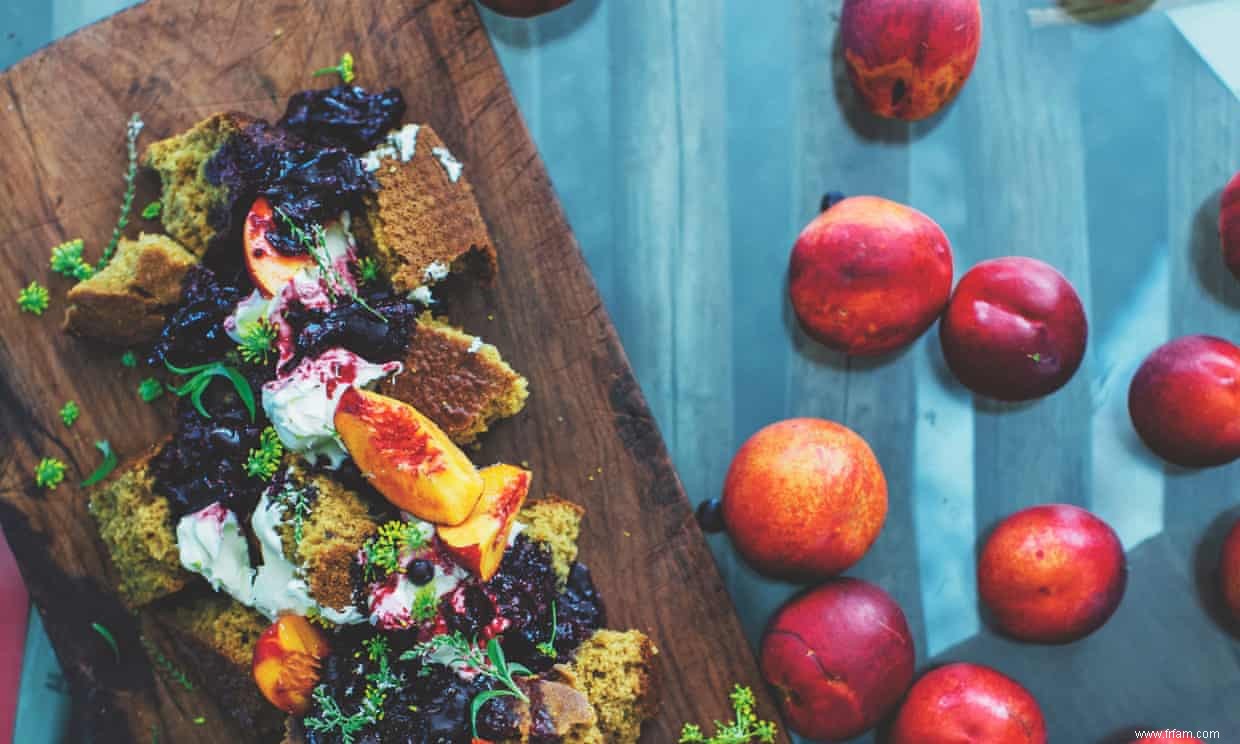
[0,1,785,741]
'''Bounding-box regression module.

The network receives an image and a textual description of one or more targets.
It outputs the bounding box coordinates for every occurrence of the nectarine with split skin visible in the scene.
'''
[334,387,484,525]
[841,0,982,121]
[788,196,953,356]
[252,614,329,714]
[722,418,887,580]
[939,256,1087,401]
[978,504,1126,644]
[889,663,1047,744]
[477,0,572,18]
[761,578,914,741]
[1221,171,1240,280]
[438,464,532,580]
[1128,335,1240,467]
[1222,517,1240,627]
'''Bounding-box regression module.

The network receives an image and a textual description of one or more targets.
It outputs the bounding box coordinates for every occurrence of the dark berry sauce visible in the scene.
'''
[281,286,417,374]
[149,265,249,370]
[278,85,407,154]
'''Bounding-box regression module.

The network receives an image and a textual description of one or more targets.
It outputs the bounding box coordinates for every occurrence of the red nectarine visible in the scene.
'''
[1221,171,1240,280]
[978,504,1126,644]
[1129,335,1240,467]
[1222,517,1240,626]
[252,614,330,714]
[788,196,953,356]
[477,0,572,18]
[840,0,982,121]
[889,663,1047,744]
[761,578,914,741]
[244,197,315,298]
[722,418,887,580]
[939,256,1087,401]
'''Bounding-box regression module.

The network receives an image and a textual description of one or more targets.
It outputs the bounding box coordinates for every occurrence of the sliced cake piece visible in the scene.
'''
[352,123,497,294]
[64,232,198,345]
[143,111,256,256]
[568,630,660,744]
[88,449,189,608]
[149,591,284,737]
[272,463,382,621]
[519,498,585,586]
[376,313,529,444]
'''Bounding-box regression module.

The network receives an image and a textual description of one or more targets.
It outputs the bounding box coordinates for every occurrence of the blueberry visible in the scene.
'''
[408,560,434,585]
[695,498,727,533]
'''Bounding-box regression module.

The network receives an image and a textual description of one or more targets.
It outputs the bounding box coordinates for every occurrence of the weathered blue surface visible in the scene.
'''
[5,1,1240,741]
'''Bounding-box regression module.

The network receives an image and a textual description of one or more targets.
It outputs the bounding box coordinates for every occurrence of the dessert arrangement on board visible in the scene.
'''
[41,56,661,743]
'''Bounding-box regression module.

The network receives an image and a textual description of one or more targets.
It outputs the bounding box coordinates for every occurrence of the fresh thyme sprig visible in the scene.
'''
[402,634,531,738]
[59,401,80,428]
[34,458,67,490]
[536,600,558,658]
[304,634,400,744]
[99,114,143,271]
[237,317,278,365]
[679,685,778,744]
[17,282,50,315]
[245,427,283,481]
[164,359,256,421]
[272,205,386,323]
[49,239,94,280]
[274,481,313,544]
[312,52,356,84]
[81,441,119,487]
[140,635,194,691]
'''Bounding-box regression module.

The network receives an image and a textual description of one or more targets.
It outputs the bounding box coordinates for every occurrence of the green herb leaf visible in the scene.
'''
[470,689,520,739]
[91,622,119,662]
[81,441,119,487]
[192,717,205,725]
[138,377,165,402]
[142,201,162,220]
[164,360,256,421]
[17,282,50,316]
[120,350,137,368]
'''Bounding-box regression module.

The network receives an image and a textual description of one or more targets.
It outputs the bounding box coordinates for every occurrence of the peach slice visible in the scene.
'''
[438,464,532,580]
[252,614,330,714]
[334,387,484,525]
[244,197,316,297]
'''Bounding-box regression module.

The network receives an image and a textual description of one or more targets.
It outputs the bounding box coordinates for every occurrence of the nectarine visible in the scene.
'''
[438,464,532,580]
[978,504,1126,644]
[334,387,484,525]
[477,0,572,17]
[1222,170,1240,280]
[252,614,329,714]
[1222,517,1240,626]
[788,196,953,356]
[761,578,914,741]
[244,197,316,297]
[841,0,982,121]
[722,418,887,580]
[889,663,1047,744]
[939,256,1087,401]
[1128,335,1240,467]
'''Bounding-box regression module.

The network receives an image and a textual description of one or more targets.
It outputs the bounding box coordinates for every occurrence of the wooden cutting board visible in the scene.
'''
[0,1,786,741]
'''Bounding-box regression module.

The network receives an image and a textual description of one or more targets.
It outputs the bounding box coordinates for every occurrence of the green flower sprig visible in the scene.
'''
[536,600,558,658]
[356,256,380,285]
[245,427,284,481]
[60,401,80,428]
[361,520,430,580]
[237,317,278,365]
[17,282,50,315]
[313,52,356,84]
[121,351,137,368]
[50,239,94,280]
[679,685,777,744]
[34,458,67,490]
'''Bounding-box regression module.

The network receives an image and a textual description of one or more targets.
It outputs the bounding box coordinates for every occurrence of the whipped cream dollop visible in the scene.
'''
[262,348,401,468]
[176,503,255,604]
[177,492,366,624]
[362,123,421,172]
